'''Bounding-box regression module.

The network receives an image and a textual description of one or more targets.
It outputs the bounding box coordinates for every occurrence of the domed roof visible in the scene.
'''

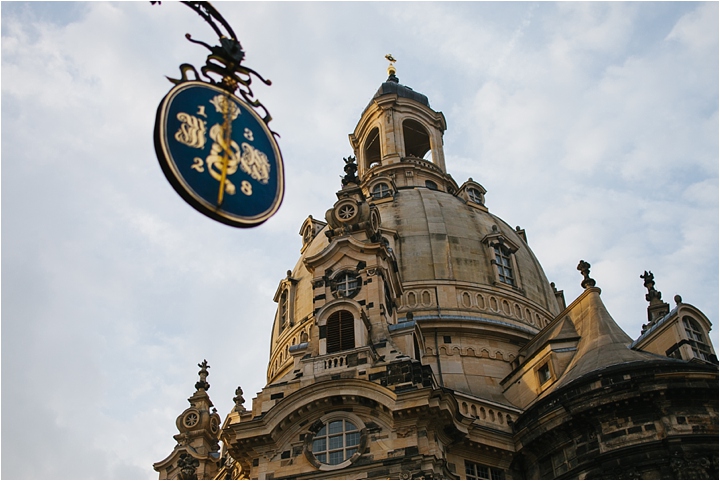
[371,79,429,107]
[267,78,562,396]
[373,188,558,313]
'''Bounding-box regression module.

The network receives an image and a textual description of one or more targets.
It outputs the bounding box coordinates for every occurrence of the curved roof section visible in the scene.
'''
[551,288,672,391]
[372,80,430,107]
[375,188,559,313]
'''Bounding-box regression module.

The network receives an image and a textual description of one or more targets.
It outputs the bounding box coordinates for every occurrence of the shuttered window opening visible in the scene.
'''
[327,310,355,353]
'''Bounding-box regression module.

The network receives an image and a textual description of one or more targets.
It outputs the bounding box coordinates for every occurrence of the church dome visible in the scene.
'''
[201,70,718,481]
[267,77,561,398]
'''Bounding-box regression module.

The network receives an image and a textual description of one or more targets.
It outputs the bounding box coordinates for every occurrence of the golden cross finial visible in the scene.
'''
[385,54,397,78]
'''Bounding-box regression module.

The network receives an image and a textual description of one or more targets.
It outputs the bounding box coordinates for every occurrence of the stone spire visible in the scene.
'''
[640,270,670,333]
[153,361,222,480]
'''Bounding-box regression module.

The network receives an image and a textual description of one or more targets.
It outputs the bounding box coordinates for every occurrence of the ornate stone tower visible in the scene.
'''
[155,361,223,480]
[156,63,718,480]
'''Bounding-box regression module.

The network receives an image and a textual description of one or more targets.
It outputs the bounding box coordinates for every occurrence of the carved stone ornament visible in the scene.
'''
[233,386,247,412]
[177,453,200,480]
[577,260,596,289]
[341,156,359,186]
[195,359,210,391]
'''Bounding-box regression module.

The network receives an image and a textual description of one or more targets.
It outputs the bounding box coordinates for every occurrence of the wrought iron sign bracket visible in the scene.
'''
[152,1,284,228]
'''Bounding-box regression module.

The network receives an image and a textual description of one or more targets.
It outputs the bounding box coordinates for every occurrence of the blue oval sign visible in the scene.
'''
[154,81,284,227]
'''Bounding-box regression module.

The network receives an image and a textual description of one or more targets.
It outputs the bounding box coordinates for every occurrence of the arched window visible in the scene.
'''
[425,180,438,191]
[364,127,381,170]
[311,419,360,465]
[402,119,431,159]
[278,290,289,333]
[371,182,392,199]
[327,310,355,353]
[683,316,713,361]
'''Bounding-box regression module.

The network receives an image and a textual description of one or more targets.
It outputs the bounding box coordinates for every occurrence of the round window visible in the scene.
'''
[312,419,360,465]
[183,411,199,428]
[334,199,358,223]
[305,413,367,470]
[333,271,361,298]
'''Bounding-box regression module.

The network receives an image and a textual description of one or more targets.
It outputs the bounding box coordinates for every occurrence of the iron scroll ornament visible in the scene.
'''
[152,1,284,227]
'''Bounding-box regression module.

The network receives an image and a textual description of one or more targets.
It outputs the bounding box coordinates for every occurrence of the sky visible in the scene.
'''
[1,1,717,479]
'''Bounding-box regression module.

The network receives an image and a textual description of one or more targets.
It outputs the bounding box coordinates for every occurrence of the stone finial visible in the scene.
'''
[577,260,596,289]
[641,271,663,304]
[640,271,670,328]
[385,54,398,83]
[195,360,210,391]
[233,386,246,412]
[674,294,682,305]
[341,156,359,186]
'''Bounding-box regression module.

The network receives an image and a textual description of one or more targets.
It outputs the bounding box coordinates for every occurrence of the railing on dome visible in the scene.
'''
[308,346,378,375]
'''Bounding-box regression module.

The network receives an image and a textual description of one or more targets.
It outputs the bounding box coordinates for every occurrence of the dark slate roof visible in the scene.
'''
[372,80,430,106]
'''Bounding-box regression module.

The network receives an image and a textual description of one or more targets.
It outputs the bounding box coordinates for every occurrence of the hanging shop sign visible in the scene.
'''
[153,1,283,227]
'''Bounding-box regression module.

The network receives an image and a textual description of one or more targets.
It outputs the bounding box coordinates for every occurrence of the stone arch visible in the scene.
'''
[489,296,499,312]
[461,291,472,308]
[502,299,511,315]
[364,126,381,170]
[406,291,418,308]
[402,118,431,160]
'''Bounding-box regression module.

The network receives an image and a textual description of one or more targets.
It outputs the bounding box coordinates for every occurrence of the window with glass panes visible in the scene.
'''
[683,316,713,361]
[467,188,483,204]
[279,290,288,333]
[372,183,392,199]
[493,245,515,286]
[465,461,504,480]
[311,419,360,465]
[335,272,360,298]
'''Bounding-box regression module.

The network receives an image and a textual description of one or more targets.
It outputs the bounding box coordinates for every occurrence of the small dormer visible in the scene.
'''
[632,293,717,365]
[299,215,327,253]
[458,178,488,212]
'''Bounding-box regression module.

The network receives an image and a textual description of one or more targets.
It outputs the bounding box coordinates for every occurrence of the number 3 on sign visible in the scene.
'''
[241,180,252,196]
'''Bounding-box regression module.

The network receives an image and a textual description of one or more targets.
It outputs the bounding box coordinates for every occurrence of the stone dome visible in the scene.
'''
[267,79,563,401]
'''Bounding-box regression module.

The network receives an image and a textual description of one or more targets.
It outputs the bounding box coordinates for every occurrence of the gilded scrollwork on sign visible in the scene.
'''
[153,1,284,228]
[239,142,271,184]
[174,93,272,197]
[175,113,207,149]
[206,122,241,195]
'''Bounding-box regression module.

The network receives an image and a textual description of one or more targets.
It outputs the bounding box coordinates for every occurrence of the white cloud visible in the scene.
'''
[2,2,717,478]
